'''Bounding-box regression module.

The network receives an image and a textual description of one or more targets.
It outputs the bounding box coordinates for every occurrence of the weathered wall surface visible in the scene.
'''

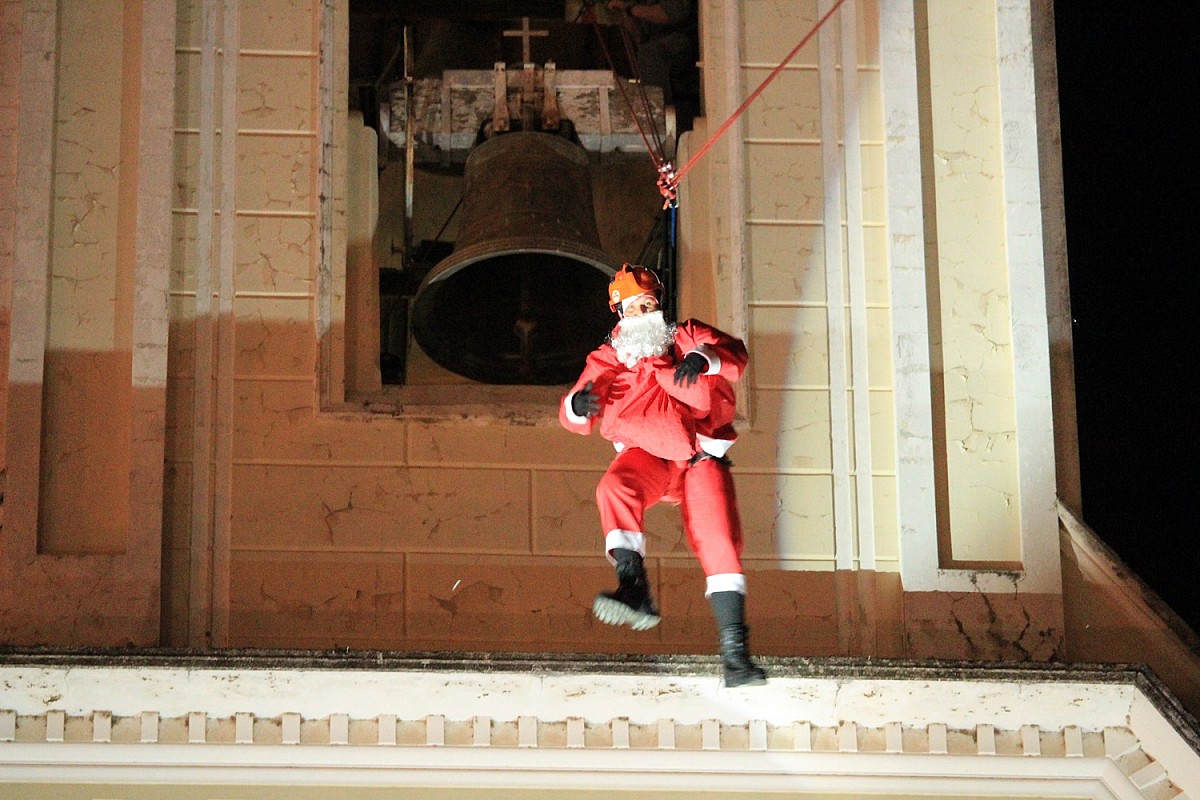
[151,0,910,658]
[1,0,173,645]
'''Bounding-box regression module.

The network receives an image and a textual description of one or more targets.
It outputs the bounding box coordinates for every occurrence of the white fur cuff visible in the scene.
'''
[605,529,646,564]
[705,573,746,597]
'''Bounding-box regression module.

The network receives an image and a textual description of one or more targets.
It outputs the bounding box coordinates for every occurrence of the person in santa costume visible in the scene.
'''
[559,264,766,687]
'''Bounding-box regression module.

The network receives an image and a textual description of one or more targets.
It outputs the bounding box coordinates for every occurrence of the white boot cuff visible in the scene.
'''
[605,530,646,564]
[705,573,747,597]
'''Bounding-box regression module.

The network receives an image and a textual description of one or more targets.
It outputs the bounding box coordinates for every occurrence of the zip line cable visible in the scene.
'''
[661,0,848,201]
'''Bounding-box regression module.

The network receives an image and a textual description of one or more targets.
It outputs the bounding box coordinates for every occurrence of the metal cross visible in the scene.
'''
[503,17,549,65]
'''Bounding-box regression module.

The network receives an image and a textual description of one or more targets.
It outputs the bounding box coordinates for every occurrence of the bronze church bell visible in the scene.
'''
[410,132,619,385]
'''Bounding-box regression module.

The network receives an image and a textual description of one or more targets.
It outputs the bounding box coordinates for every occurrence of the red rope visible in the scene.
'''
[589,16,666,170]
[616,19,666,158]
[665,0,848,194]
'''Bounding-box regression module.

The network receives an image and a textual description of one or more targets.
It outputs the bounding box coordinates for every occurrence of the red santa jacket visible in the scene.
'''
[559,319,747,461]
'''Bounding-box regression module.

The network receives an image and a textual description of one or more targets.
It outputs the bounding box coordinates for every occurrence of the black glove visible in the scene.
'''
[673,352,708,386]
[570,381,601,419]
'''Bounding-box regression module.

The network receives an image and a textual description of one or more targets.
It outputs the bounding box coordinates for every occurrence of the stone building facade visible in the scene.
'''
[2,0,1198,795]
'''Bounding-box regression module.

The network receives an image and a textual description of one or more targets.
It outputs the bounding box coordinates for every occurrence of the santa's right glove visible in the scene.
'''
[570,381,602,419]
[673,352,708,386]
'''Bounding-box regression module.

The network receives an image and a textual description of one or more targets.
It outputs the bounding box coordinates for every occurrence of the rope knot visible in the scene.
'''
[656,162,678,209]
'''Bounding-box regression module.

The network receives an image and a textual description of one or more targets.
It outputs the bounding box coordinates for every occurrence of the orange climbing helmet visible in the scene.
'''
[608,264,663,313]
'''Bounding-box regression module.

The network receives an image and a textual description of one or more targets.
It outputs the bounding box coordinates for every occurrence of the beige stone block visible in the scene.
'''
[233,297,315,377]
[737,473,835,561]
[736,388,832,471]
[406,554,676,652]
[234,379,408,463]
[740,0,820,66]
[747,224,825,304]
[745,142,823,221]
[748,306,829,388]
[532,468,686,558]
[231,464,532,553]
[229,552,406,646]
[870,475,899,563]
[175,209,319,297]
[240,0,318,52]
[740,21,882,89]
[947,474,1021,563]
[862,225,889,304]
[409,419,614,467]
[858,68,884,138]
[864,306,893,386]
[235,215,317,293]
[943,303,1013,374]
[238,55,316,131]
[747,226,886,307]
[743,70,820,140]
[859,145,886,222]
[236,135,315,212]
[867,389,896,470]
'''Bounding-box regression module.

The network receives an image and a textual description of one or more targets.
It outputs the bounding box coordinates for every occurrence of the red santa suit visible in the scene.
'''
[560,319,749,596]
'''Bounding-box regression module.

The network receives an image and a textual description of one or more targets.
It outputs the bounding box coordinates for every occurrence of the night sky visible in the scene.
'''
[1053,4,1197,630]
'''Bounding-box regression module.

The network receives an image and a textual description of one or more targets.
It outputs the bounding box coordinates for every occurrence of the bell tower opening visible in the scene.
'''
[344,1,699,393]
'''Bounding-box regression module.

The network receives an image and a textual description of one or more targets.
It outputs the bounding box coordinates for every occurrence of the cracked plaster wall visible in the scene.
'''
[40,0,135,554]
[156,0,914,657]
[0,0,172,644]
[922,0,1021,563]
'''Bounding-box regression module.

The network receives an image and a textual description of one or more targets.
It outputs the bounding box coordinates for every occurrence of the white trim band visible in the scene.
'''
[605,530,646,563]
[705,573,746,597]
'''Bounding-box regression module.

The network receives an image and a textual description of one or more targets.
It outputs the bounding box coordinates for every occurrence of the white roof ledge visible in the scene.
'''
[2,649,1198,799]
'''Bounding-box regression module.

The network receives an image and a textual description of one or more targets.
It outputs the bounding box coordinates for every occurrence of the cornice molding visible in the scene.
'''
[1,650,1197,797]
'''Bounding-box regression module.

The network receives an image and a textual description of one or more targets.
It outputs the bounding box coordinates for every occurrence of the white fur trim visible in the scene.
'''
[697,434,735,458]
[687,343,720,374]
[705,573,746,597]
[563,391,591,424]
[605,530,646,564]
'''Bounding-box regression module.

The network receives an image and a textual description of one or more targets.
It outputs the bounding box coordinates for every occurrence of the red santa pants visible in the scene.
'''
[596,447,744,578]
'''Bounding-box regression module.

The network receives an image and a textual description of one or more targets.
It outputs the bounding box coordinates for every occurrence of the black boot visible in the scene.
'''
[593,549,661,631]
[719,624,767,687]
[709,590,766,687]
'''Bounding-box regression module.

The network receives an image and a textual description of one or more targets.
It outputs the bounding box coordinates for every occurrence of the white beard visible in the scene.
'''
[611,311,676,369]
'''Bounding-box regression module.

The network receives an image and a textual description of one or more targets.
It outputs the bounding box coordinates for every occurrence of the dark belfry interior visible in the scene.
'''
[349,0,693,385]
